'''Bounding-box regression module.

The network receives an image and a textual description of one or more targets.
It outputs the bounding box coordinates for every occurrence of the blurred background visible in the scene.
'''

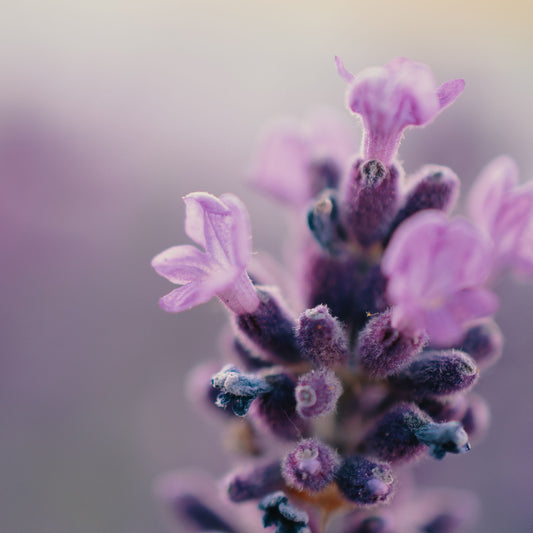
[1,1,532,532]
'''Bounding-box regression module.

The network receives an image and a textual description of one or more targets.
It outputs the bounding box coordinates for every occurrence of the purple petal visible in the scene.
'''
[159,268,238,313]
[437,78,465,109]
[151,245,213,284]
[334,56,354,82]
[342,58,462,164]
[248,120,311,205]
[468,156,519,233]
[219,193,253,269]
[183,192,231,250]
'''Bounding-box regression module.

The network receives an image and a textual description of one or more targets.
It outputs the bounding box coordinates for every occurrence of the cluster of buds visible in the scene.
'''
[152,58,532,532]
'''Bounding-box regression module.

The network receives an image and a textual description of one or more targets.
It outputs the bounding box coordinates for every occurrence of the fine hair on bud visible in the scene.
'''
[335,455,395,505]
[234,288,302,363]
[357,308,428,377]
[296,305,349,368]
[388,350,478,399]
[295,369,343,418]
[282,439,339,493]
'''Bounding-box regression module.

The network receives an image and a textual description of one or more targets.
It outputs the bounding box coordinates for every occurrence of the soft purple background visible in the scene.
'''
[1,2,532,532]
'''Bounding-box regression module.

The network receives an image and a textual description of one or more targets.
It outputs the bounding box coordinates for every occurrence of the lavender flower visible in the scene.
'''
[468,155,533,276]
[336,57,465,165]
[382,210,499,346]
[152,57,526,533]
[249,111,355,207]
[152,192,259,314]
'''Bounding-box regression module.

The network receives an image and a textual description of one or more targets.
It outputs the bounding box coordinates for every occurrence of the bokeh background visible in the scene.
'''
[2,1,532,532]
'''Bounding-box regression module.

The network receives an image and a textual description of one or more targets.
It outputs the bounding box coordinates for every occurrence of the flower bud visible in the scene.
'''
[357,265,389,318]
[309,158,342,196]
[234,288,302,363]
[414,421,470,459]
[342,159,399,247]
[458,319,503,370]
[226,460,284,502]
[361,403,430,463]
[303,248,363,326]
[282,439,339,493]
[418,395,468,423]
[460,393,490,443]
[335,456,395,505]
[388,350,478,399]
[211,365,272,416]
[253,373,307,440]
[387,165,459,242]
[259,492,309,533]
[296,305,349,368]
[295,369,343,418]
[307,190,347,254]
[357,309,428,377]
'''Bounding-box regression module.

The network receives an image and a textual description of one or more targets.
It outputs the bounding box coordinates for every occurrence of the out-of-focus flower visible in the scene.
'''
[382,210,498,346]
[336,57,464,165]
[249,111,356,206]
[151,192,259,314]
[468,155,533,277]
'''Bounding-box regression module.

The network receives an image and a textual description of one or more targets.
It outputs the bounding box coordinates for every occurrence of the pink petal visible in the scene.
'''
[437,79,465,109]
[219,193,253,269]
[183,192,231,249]
[334,56,354,82]
[151,245,213,284]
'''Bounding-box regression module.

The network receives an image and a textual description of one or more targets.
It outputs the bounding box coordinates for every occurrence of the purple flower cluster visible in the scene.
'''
[152,57,532,532]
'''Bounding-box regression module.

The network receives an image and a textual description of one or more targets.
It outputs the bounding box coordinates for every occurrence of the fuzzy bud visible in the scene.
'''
[307,190,347,254]
[295,369,343,418]
[211,365,272,416]
[388,350,478,399]
[387,165,459,241]
[357,308,428,377]
[259,491,309,533]
[335,456,394,505]
[226,461,284,502]
[253,373,307,440]
[282,439,339,493]
[414,421,471,459]
[461,393,490,442]
[458,319,503,370]
[296,305,349,368]
[235,288,302,363]
[342,159,399,247]
[309,158,342,196]
[361,403,430,463]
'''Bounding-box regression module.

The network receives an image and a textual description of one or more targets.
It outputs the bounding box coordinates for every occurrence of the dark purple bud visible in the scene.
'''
[342,159,399,247]
[253,373,307,440]
[335,456,394,505]
[358,265,389,317]
[422,514,462,533]
[211,365,272,416]
[387,165,459,241]
[295,369,343,418]
[234,288,302,363]
[357,308,428,377]
[309,158,342,196]
[414,421,470,459]
[282,439,339,493]
[457,319,503,370]
[303,248,364,326]
[418,395,468,423]
[361,403,430,463]
[296,305,349,368]
[258,491,309,533]
[350,516,395,533]
[155,474,238,533]
[307,190,347,254]
[388,350,478,398]
[460,393,490,442]
[226,460,284,502]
